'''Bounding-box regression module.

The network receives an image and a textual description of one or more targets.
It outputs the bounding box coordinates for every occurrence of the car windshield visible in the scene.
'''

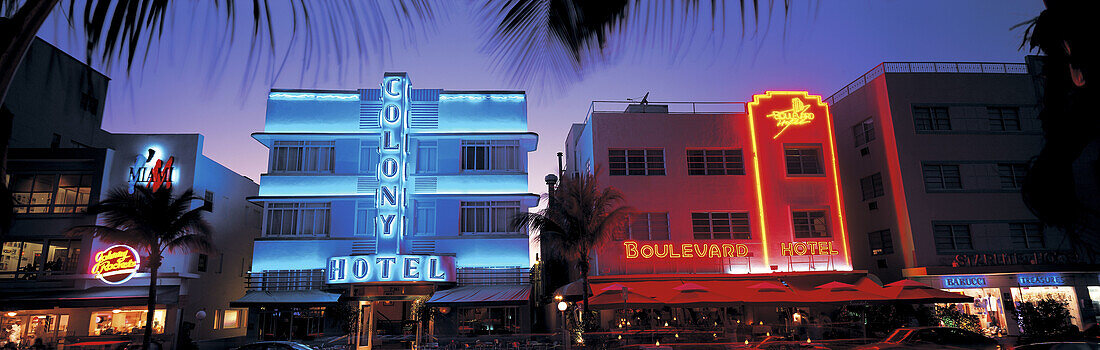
[884,329,912,343]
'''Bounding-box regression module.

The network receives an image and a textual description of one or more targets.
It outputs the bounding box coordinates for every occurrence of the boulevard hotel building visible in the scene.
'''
[241,73,538,347]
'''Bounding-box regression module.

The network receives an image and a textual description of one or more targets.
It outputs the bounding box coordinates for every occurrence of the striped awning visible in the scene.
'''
[427,285,531,306]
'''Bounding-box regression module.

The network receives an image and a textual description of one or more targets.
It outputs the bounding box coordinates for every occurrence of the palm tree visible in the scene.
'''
[513,167,631,321]
[67,186,213,349]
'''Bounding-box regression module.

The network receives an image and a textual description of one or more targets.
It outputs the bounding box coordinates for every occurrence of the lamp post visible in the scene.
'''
[557,299,568,350]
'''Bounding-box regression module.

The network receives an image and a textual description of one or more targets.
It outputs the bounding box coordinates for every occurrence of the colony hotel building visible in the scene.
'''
[827,60,1100,335]
[242,73,537,347]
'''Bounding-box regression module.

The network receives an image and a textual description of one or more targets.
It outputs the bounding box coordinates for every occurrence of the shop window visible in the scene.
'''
[417,141,437,173]
[271,141,334,173]
[914,106,951,131]
[620,212,670,240]
[784,146,823,175]
[89,309,166,336]
[461,140,520,171]
[264,203,331,237]
[686,149,744,175]
[609,148,665,176]
[691,212,751,240]
[860,173,885,200]
[923,164,962,190]
[998,163,1027,189]
[1011,286,1083,329]
[934,224,973,252]
[457,307,519,336]
[9,173,93,214]
[460,201,520,234]
[792,210,830,238]
[988,107,1021,131]
[946,288,1009,337]
[867,229,893,255]
[852,117,875,147]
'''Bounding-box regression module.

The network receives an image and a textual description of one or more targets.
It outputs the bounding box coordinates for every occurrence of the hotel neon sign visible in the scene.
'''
[91,245,141,284]
[327,255,456,283]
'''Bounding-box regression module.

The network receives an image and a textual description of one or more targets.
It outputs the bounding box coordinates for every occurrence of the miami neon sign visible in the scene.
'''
[327,255,456,283]
[92,245,141,284]
[128,148,175,192]
[765,98,815,139]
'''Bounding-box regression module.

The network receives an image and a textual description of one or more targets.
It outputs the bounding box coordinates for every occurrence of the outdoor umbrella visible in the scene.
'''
[586,285,663,310]
[879,279,973,303]
[663,282,737,307]
[807,280,892,303]
[736,281,804,303]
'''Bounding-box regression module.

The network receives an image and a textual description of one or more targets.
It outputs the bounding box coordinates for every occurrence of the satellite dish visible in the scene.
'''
[640,92,650,105]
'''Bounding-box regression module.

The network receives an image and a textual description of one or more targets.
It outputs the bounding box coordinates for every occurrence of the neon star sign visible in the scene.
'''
[765,98,815,139]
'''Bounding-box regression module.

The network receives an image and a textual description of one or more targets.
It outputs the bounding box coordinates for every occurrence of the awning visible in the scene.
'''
[1,286,179,310]
[230,290,342,306]
[427,285,531,307]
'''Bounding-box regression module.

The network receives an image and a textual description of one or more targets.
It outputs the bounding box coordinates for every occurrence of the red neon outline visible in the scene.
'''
[746,96,771,269]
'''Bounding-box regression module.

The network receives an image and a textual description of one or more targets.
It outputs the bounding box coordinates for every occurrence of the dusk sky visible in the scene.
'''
[34,0,1043,193]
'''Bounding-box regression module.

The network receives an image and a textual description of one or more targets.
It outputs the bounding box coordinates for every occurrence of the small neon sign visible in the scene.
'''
[92,245,141,284]
[765,98,815,139]
[623,241,751,259]
[780,241,840,256]
[1018,274,1066,286]
[942,276,988,288]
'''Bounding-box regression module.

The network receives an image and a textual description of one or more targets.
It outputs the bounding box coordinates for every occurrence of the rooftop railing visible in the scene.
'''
[585,101,747,124]
[825,61,1029,105]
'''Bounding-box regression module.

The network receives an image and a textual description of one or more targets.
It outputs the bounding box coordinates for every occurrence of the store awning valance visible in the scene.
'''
[1,286,179,310]
[230,290,342,306]
[427,285,531,307]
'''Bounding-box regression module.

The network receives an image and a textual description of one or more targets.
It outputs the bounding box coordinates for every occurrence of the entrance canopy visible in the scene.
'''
[426,285,531,307]
[230,290,342,307]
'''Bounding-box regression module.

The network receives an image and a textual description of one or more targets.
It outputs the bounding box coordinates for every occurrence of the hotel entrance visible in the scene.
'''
[351,284,440,350]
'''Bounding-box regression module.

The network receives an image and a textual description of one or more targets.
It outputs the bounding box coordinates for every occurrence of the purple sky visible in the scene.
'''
[35,1,1043,193]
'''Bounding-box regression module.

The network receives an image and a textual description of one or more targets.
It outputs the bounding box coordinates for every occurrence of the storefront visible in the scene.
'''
[915,272,1099,336]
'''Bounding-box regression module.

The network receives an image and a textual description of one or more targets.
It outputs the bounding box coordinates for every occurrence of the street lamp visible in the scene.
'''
[557,301,568,350]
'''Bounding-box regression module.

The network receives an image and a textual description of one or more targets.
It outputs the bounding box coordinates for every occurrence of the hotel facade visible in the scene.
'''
[827,60,1100,336]
[242,73,538,348]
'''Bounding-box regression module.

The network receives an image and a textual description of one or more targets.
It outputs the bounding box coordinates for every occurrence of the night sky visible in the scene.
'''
[34,1,1042,194]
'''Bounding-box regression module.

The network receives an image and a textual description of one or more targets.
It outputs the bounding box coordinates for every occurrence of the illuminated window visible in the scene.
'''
[691,212,751,240]
[686,149,744,175]
[617,212,669,240]
[923,164,961,190]
[860,173,885,200]
[414,201,436,236]
[609,149,665,176]
[997,163,1027,189]
[90,309,165,336]
[359,141,379,174]
[867,229,893,255]
[215,309,243,329]
[461,140,520,171]
[913,106,951,131]
[417,141,438,173]
[784,146,823,175]
[271,141,334,173]
[460,201,520,234]
[9,173,93,214]
[0,239,81,279]
[1010,223,1044,249]
[792,210,829,238]
[988,107,1021,131]
[852,117,875,147]
[264,203,331,236]
[354,203,377,236]
[933,224,973,252]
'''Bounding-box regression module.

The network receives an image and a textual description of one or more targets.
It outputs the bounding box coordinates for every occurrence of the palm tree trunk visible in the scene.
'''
[579,257,590,326]
[144,255,161,350]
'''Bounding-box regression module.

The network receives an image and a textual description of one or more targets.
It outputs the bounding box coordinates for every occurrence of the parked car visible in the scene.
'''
[854,327,999,349]
[236,341,317,350]
[1015,343,1100,350]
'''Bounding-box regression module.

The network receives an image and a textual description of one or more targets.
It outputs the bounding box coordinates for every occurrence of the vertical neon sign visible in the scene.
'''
[377,73,409,254]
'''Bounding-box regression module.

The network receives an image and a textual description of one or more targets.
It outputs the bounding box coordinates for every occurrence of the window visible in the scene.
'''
[460,201,520,234]
[923,164,962,190]
[80,92,99,114]
[417,141,438,173]
[784,146,823,175]
[998,163,1027,189]
[359,141,379,174]
[414,201,436,236]
[913,106,951,131]
[686,149,744,175]
[609,149,665,176]
[1010,223,1044,249]
[215,309,243,330]
[10,173,93,214]
[868,229,893,255]
[355,206,377,236]
[90,309,165,336]
[271,141,334,173]
[264,203,331,236]
[203,190,215,212]
[617,212,670,240]
[934,224,973,252]
[691,212,751,240]
[51,133,62,148]
[988,107,1021,131]
[792,210,830,238]
[0,239,82,279]
[853,117,875,147]
[461,140,520,171]
[860,173,885,200]
[196,254,208,272]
